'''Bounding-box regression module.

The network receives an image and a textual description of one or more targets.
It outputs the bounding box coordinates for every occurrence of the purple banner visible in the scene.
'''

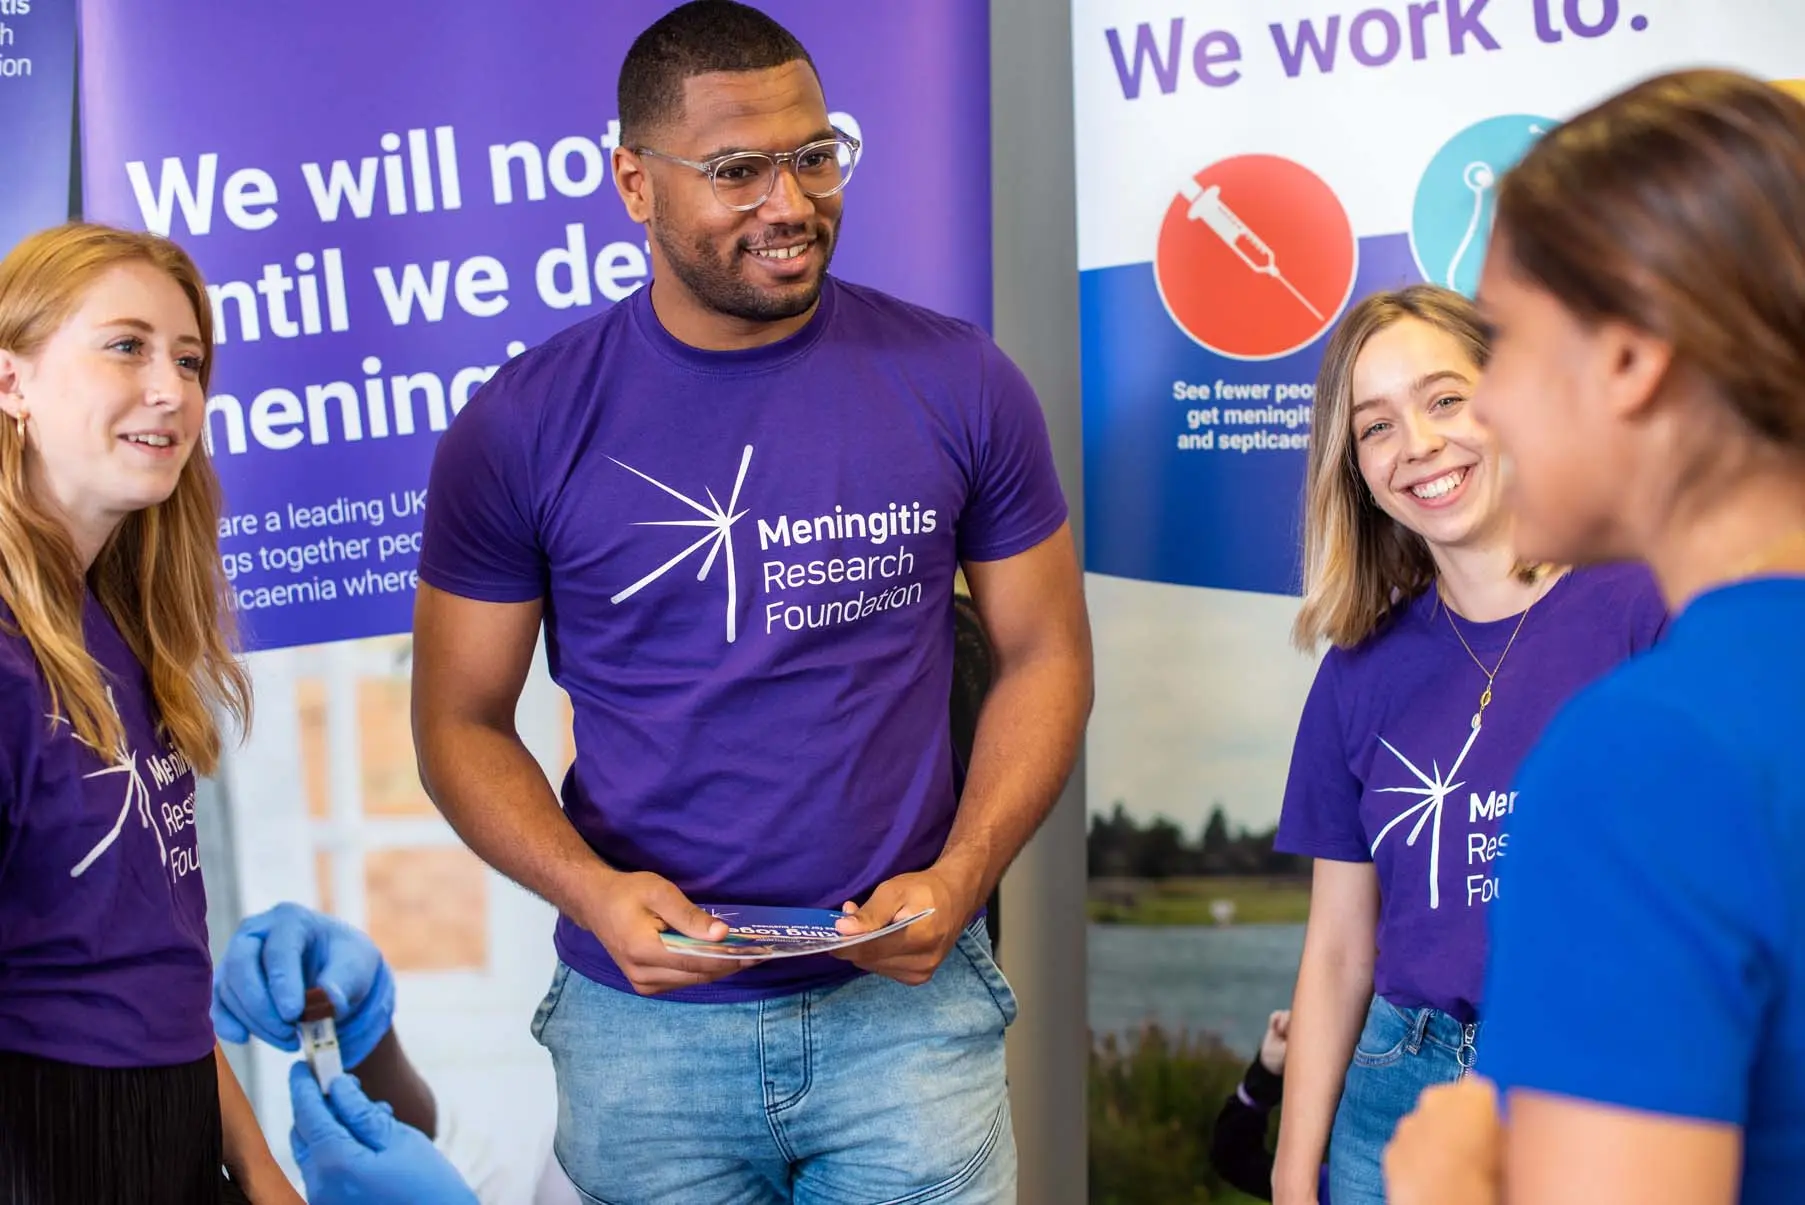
[0,0,75,256]
[79,0,991,650]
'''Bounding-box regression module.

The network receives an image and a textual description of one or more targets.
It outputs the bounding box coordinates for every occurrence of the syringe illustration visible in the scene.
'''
[1179,179,1324,321]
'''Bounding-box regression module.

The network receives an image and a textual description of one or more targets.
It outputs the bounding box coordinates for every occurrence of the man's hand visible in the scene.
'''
[212,903,395,1069]
[288,1064,479,1205]
[580,869,764,994]
[831,866,980,985]
[1384,1077,1504,1205]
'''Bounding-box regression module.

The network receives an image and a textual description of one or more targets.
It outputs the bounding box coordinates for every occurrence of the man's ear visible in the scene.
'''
[614,146,654,226]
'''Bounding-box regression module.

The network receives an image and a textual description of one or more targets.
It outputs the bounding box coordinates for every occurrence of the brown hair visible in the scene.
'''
[0,222,250,772]
[1293,285,1490,650]
[1495,69,1805,450]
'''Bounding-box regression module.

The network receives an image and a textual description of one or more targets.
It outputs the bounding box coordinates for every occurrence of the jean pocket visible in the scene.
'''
[530,962,574,1046]
[1350,997,1411,1068]
[955,922,1019,1029]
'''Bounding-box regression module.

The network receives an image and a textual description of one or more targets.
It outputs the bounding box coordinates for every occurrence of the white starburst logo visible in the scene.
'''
[608,445,754,644]
[57,689,168,880]
[1369,722,1482,910]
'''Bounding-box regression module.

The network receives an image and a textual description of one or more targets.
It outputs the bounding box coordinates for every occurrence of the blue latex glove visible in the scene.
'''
[288,1062,479,1205]
[212,901,396,1070]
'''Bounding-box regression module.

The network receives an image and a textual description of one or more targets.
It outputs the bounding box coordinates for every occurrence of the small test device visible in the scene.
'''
[298,987,344,1088]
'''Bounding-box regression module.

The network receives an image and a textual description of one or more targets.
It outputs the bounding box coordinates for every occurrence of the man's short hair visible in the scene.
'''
[619,1,818,144]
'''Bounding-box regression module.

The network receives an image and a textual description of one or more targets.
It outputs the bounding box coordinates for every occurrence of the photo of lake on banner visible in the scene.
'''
[1088,883,1307,1056]
[1085,574,1319,1053]
[1082,575,1319,1202]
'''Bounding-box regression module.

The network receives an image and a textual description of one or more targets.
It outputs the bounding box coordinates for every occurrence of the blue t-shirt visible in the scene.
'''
[1275,565,1667,1021]
[418,276,1068,1002]
[1483,577,1805,1201]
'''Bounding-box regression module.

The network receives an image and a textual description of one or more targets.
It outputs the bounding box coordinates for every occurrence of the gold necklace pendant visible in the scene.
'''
[1446,580,1546,734]
[1471,683,1493,731]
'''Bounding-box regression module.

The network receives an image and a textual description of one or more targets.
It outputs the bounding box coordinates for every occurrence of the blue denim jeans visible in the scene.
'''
[532,919,1018,1204]
[1328,996,1479,1205]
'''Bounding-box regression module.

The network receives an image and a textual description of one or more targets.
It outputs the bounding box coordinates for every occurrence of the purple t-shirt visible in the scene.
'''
[1274,564,1667,1021]
[418,277,1068,1001]
[0,597,213,1067]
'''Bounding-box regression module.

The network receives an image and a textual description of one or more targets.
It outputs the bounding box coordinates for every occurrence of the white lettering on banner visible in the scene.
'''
[1176,389,1315,453]
[212,482,429,613]
[103,101,882,644]
[233,577,339,612]
[301,126,463,221]
[202,341,528,456]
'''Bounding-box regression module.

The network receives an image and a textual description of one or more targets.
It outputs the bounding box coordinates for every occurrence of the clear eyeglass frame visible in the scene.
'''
[632,130,862,211]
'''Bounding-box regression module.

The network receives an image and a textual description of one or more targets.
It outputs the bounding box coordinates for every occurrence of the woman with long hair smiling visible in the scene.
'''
[0,222,297,1203]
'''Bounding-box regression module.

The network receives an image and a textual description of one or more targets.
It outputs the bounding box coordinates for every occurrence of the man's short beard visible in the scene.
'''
[651,195,838,323]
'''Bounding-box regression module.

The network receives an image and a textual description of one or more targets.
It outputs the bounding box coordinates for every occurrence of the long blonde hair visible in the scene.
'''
[1292,285,1490,651]
[0,223,250,772]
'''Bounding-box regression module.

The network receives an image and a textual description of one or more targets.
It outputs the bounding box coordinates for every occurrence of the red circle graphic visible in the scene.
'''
[1154,154,1357,360]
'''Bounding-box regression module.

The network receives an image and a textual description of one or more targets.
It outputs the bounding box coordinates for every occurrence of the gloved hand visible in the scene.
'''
[288,1062,479,1205]
[212,902,397,1070]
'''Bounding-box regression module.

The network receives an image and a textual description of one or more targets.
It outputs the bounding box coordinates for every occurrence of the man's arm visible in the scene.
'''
[410,587,591,914]
[837,522,1091,981]
[410,584,733,994]
[937,521,1091,907]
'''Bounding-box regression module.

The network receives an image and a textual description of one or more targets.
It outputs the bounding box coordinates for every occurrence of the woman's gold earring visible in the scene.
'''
[13,408,25,440]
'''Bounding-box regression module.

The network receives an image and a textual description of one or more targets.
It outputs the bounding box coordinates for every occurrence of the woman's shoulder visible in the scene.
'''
[1553,562,1669,649]
[1322,588,1437,672]
[1560,560,1661,603]
[0,608,42,696]
[0,614,51,791]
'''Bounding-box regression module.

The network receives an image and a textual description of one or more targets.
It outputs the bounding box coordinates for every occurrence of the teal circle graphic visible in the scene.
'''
[1410,114,1553,297]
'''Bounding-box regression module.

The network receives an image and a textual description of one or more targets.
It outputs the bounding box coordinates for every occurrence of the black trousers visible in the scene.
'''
[0,1048,241,1205]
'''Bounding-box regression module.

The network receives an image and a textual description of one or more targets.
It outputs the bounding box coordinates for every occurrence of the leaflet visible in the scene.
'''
[659,904,935,960]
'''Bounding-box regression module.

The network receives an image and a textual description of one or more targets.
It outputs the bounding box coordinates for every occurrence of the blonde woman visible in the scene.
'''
[0,224,298,1203]
[1269,284,1666,1204]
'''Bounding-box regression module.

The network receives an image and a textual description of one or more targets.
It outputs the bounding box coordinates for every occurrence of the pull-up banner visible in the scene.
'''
[1072,0,1804,597]
[79,0,992,650]
[0,0,76,256]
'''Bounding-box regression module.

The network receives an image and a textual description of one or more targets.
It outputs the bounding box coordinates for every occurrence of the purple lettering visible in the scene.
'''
[1407,1,1441,60]
[1532,0,1564,41]
[1105,20,1185,99]
[1350,8,1403,67]
[1565,0,1619,38]
[1269,15,1341,77]
[1446,0,1501,54]
[1191,29,1243,87]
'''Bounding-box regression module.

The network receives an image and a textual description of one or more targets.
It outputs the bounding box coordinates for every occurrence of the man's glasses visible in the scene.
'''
[633,131,862,212]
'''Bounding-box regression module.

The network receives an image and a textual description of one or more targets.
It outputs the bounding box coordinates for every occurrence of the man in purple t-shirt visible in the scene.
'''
[410,3,1090,1200]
